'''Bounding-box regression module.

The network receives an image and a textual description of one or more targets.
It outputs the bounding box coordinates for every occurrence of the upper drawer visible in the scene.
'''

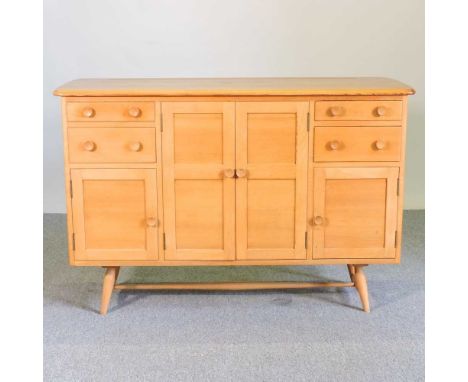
[315,101,402,121]
[66,101,155,122]
[314,126,402,162]
[68,128,156,163]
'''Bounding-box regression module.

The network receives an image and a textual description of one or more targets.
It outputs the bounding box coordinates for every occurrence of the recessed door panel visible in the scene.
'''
[312,167,399,259]
[71,169,159,261]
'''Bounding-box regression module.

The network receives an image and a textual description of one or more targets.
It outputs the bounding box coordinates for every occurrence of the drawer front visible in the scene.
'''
[315,101,402,121]
[67,101,155,122]
[68,128,156,163]
[314,126,402,162]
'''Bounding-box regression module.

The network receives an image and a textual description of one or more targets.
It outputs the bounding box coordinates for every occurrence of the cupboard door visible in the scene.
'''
[71,169,159,261]
[312,167,399,259]
[162,102,236,261]
[236,102,309,260]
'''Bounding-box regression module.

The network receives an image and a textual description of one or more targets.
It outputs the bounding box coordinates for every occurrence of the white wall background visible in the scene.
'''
[44,0,424,212]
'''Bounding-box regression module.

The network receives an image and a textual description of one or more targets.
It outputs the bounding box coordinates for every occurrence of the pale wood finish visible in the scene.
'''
[312,167,399,259]
[236,102,309,260]
[71,169,159,261]
[68,128,156,163]
[67,101,155,122]
[114,267,120,285]
[315,100,402,121]
[395,98,408,263]
[100,266,119,315]
[54,77,415,97]
[353,265,370,312]
[60,98,75,265]
[74,258,397,267]
[114,281,354,290]
[58,98,406,268]
[162,102,236,261]
[314,126,402,162]
[55,79,414,314]
[347,264,356,281]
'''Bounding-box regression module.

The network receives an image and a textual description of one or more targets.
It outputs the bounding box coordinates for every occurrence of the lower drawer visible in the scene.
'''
[68,128,156,163]
[314,126,402,162]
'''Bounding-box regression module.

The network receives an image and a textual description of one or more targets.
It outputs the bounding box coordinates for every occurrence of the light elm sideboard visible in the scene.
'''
[54,77,414,314]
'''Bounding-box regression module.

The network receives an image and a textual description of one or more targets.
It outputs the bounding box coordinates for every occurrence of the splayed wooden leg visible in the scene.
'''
[114,267,120,286]
[100,267,119,315]
[347,264,355,281]
[353,265,370,313]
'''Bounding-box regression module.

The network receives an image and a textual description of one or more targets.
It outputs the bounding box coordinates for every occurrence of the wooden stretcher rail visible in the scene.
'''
[114,281,355,291]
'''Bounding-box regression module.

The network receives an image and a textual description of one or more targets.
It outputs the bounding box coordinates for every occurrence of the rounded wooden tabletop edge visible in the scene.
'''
[53,88,416,97]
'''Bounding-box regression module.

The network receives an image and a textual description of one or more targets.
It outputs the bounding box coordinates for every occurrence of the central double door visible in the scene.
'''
[162,102,309,261]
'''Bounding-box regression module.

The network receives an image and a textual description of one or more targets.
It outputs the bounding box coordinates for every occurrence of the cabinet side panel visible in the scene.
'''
[62,98,76,265]
[395,97,409,263]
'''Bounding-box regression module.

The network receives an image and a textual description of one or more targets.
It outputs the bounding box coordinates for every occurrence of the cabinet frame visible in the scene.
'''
[59,95,408,267]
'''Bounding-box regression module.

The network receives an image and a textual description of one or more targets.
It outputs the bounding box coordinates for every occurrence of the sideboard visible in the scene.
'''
[54,77,415,314]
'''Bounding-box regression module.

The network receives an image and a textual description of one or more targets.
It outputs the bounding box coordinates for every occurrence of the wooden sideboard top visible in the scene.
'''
[54,77,415,97]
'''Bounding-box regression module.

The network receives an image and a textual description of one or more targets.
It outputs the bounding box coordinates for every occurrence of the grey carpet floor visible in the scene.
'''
[44,211,424,382]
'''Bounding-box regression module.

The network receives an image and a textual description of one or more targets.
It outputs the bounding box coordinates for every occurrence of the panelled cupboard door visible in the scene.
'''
[312,167,399,259]
[236,102,309,260]
[70,169,159,261]
[162,102,236,261]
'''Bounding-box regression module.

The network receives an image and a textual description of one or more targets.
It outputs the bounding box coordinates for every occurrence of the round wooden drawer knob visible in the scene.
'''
[128,107,142,118]
[236,169,247,178]
[374,140,386,150]
[83,141,96,151]
[329,140,340,150]
[313,216,324,226]
[224,169,235,178]
[129,142,143,152]
[329,106,344,117]
[82,107,95,118]
[375,106,386,117]
[146,218,158,227]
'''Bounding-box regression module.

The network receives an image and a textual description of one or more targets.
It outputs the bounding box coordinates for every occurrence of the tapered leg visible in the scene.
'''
[100,267,119,315]
[353,265,370,313]
[346,264,355,281]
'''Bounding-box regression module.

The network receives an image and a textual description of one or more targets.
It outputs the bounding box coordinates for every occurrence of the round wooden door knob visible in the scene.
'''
[224,169,235,178]
[375,106,386,117]
[82,107,95,118]
[329,106,344,117]
[83,140,96,151]
[328,140,340,150]
[146,218,158,227]
[313,216,324,226]
[129,142,143,152]
[128,107,142,118]
[236,169,247,178]
[374,140,386,150]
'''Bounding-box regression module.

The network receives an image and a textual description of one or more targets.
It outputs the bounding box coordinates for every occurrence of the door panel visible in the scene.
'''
[175,180,224,249]
[71,169,158,261]
[236,102,309,260]
[162,102,235,261]
[312,167,398,259]
[247,179,296,249]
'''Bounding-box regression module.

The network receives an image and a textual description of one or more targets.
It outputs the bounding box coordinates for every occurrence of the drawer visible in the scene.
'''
[68,128,156,163]
[315,101,402,121]
[67,101,155,122]
[314,126,401,162]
